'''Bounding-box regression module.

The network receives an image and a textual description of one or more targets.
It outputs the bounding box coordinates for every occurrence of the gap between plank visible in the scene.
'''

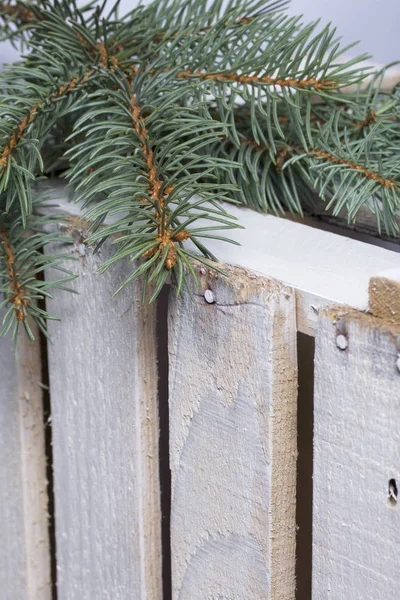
[156,285,172,600]
[295,332,315,600]
[38,309,58,600]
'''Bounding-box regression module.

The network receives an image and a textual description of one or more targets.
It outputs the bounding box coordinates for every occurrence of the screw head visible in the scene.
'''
[336,334,348,351]
[204,289,215,304]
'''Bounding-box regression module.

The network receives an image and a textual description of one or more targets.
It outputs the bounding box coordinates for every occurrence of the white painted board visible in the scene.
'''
[44,181,400,336]
[313,309,400,599]
[0,327,51,600]
[168,264,298,599]
[44,220,162,599]
[186,203,400,335]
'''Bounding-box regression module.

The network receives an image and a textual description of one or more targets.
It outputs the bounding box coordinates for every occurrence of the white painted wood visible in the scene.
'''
[168,264,298,599]
[44,218,162,599]
[186,204,400,336]
[313,308,400,599]
[44,181,400,336]
[0,324,51,600]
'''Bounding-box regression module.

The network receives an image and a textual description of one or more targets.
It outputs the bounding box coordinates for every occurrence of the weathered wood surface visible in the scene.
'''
[168,264,298,599]
[0,325,51,599]
[44,220,162,599]
[44,181,400,336]
[313,308,400,599]
[369,267,400,324]
[185,202,399,336]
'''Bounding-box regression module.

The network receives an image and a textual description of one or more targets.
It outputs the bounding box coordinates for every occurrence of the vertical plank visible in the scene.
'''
[168,264,298,599]
[313,309,400,598]
[0,326,51,599]
[45,223,162,599]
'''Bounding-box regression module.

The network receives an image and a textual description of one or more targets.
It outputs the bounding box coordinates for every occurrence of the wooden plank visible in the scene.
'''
[0,324,51,599]
[168,263,298,599]
[43,181,400,336]
[44,219,162,599]
[186,203,399,336]
[313,308,400,598]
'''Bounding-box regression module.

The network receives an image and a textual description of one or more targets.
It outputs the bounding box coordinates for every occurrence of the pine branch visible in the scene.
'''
[0,70,93,172]
[177,69,337,92]
[309,149,397,189]
[0,221,27,321]
[125,83,190,270]
[0,1,35,24]
[212,91,400,224]
[354,109,378,129]
[65,66,240,298]
[0,198,76,339]
[0,0,398,341]
[0,63,97,220]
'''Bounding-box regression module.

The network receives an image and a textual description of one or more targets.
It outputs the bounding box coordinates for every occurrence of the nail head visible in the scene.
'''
[204,289,215,304]
[336,334,348,351]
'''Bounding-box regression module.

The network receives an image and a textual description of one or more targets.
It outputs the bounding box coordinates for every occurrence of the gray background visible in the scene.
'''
[1,1,399,66]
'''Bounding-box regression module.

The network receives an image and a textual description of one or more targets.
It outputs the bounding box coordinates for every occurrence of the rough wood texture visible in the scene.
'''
[168,264,298,599]
[45,221,162,599]
[369,268,400,324]
[0,325,51,599]
[313,308,400,599]
[43,182,400,336]
[185,203,399,336]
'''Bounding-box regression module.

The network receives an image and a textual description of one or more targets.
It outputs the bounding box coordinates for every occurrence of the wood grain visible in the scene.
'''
[369,268,400,325]
[184,202,399,336]
[0,325,51,599]
[168,264,298,599]
[44,220,162,599]
[43,182,400,336]
[313,308,400,599]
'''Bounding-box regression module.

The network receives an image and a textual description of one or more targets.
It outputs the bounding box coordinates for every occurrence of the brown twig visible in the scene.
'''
[235,136,397,188]
[126,86,189,269]
[0,225,27,320]
[354,109,377,128]
[0,70,93,171]
[0,1,35,24]
[311,149,397,188]
[76,36,119,70]
[176,69,337,91]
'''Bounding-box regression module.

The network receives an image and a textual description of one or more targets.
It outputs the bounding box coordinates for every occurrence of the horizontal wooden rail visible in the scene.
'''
[186,203,399,335]
[45,181,399,336]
